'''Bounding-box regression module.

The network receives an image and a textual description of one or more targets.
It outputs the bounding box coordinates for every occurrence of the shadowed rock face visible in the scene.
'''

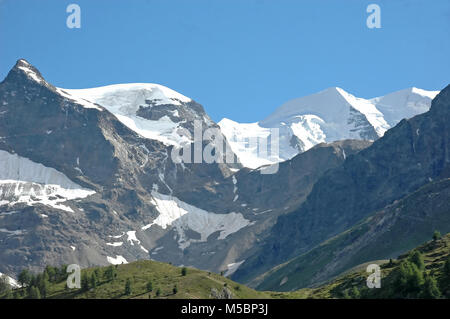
[233,85,450,284]
[0,59,239,276]
[256,178,450,291]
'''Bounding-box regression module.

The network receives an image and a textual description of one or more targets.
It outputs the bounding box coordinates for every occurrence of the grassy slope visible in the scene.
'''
[296,233,450,299]
[2,234,449,299]
[43,260,274,299]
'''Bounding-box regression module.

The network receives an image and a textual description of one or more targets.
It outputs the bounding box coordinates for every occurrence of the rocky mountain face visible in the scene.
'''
[0,59,242,276]
[219,87,438,169]
[0,60,370,279]
[233,85,450,284]
[256,178,450,291]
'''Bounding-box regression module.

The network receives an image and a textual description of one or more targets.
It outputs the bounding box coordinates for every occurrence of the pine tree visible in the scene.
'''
[124,278,132,295]
[0,275,11,296]
[90,273,98,289]
[444,256,450,276]
[394,260,424,297]
[28,286,41,299]
[433,230,442,241]
[156,287,161,297]
[421,275,441,299]
[350,286,360,299]
[104,265,116,281]
[146,281,153,292]
[181,267,187,276]
[37,277,49,298]
[408,250,425,271]
[18,269,31,288]
[81,272,89,292]
[173,285,178,295]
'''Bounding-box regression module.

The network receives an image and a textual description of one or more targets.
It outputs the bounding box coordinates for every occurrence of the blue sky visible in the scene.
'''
[1,0,449,122]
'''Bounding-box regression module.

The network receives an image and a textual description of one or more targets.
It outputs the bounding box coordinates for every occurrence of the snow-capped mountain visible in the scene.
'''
[0,59,245,277]
[60,83,213,148]
[219,87,439,169]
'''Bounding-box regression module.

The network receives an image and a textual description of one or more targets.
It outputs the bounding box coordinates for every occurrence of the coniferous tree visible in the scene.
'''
[37,277,49,298]
[104,265,116,281]
[181,267,187,276]
[433,230,442,241]
[421,275,441,299]
[28,286,41,299]
[350,286,360,299]
[0,275,11,296]
[173,285,178,295]
[90,273,98,289]
[18,269,31,288]
[124,278,132,295]
[408,250,425,271]
[146,281,153,292]
[81,272,89,292]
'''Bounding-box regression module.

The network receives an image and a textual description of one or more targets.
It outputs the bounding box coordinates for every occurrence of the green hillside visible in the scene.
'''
[0,260,278,299]
[293,232,450,299]
[2,234,449,299]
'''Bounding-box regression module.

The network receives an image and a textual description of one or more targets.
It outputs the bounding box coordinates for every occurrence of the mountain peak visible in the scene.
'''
[7,58,45,84]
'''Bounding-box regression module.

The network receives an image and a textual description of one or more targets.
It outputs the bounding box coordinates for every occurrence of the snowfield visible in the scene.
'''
[142,190,252,250]
[0,150,95,212]
[220,87,439,168]
[106,255,128,265]
[60,84,193,147]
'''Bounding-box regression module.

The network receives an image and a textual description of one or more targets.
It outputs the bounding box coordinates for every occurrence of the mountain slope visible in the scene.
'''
[233,84,450,284]
[0,59,247,277]
[255,178,450,291]
[296,233,450,299]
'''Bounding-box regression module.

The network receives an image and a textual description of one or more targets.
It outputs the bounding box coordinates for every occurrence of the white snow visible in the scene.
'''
[0,228,24,236]
[126,231,140,246]
[70,246,76,251]
[108,232,125,239]
[0,272,20,288]
[140,245,149,253]
[60,84,192,147]
[142,191,252,249]
[17,64,43,84]
[106,255,128,265]
[218,118,291,169]
[220,87,438,168]
[55,88,103,111]
[224,260,245,277]
[370,87,439,126]
[0,150,95,212]
[106,242,123,247]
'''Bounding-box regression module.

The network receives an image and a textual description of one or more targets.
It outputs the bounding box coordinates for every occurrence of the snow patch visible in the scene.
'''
[61,84,192,147]
[142,191,252,249]
[106,255,128,265]
[224,260,245,277]
[0,150,95,212]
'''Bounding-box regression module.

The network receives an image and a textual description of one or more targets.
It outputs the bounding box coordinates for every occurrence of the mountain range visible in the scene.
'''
[0,59,448,298]
[219,86,438,168]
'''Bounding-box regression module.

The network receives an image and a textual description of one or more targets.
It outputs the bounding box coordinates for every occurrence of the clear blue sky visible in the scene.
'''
[1,0,449,122]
